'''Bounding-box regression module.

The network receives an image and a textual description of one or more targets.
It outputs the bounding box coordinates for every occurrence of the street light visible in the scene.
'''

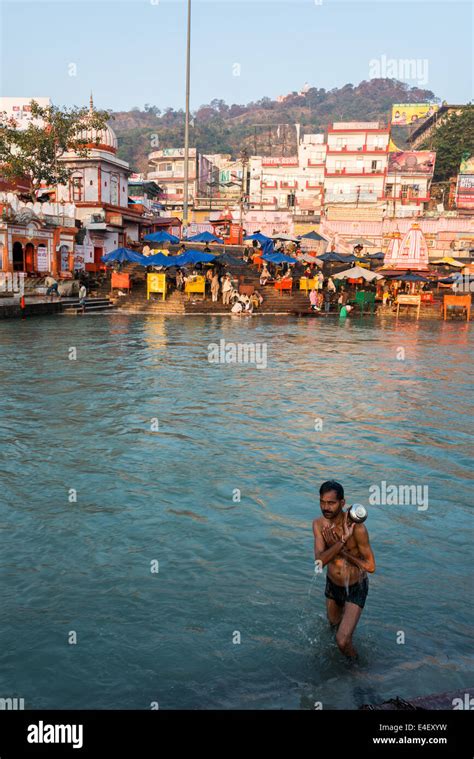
[239,149,249,244]
[183,0,191,236]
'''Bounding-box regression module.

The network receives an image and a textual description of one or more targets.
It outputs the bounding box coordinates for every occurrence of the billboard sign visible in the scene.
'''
[262,157,298,167]
[456,174,474,209]
[161,148,197,158]
[388,151,436,174]
[391,104,438,125]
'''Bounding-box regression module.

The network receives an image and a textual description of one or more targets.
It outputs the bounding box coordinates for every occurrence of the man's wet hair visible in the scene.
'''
[320,480,344,500]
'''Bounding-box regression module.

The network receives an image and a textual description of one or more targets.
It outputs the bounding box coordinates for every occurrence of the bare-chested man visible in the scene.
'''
[312,480,375,657]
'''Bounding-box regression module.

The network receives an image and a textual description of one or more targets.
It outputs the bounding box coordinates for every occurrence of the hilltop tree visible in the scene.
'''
[421,105,474,181]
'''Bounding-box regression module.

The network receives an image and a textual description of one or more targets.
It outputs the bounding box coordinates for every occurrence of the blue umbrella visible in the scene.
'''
[101,248,149,265]
[145,252,173,267]
[439,275,457,284]
[211,252,247,267]
[386,272,429,283]
[185,231,223,243]
[300,230,326,241]
[165,250,216,267]
[244,233,272,243]
[439,273,474,284]
[180,249,216,264]
[263,252,296,264]
[260,238,275,258]
[143,231,180,244]
[319,251,357,263]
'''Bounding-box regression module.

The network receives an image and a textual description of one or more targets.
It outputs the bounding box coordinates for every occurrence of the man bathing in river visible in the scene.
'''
[313,481,375,657]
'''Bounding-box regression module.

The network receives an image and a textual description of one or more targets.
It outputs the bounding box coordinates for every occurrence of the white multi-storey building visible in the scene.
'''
[248,133,326,213]
[147,148,216,210]
[324,122,389,207]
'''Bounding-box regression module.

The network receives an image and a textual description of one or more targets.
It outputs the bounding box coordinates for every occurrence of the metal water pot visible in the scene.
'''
[348,504,368,524]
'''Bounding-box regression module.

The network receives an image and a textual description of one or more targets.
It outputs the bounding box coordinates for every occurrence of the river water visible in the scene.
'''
[0,313,472,709]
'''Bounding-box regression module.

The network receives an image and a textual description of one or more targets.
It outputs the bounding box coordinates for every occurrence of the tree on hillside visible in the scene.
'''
[0,100,110,198]
[421,105,474,181]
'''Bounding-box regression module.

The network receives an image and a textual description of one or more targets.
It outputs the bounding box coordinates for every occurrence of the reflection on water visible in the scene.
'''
[0,314,472,709]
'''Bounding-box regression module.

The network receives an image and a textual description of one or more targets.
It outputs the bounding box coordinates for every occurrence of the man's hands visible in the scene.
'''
[322,525,340,546]
[322,513,355,547]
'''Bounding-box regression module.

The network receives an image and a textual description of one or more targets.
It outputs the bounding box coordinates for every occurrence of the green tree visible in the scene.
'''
[422,105,474,181]
[0,100,110,198]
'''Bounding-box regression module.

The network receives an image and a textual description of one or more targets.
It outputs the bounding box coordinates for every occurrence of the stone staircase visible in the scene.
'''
[112,270,314,316]
[61,297,116,315]
[114,285,186,315]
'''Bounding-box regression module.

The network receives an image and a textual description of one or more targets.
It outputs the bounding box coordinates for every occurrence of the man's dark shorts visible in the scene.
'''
[325,575,369,609]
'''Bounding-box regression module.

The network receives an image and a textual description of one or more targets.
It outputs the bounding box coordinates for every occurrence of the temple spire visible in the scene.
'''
[89,92,94,115]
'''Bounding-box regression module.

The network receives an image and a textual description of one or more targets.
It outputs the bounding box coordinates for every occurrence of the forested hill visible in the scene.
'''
[111,78,439,172]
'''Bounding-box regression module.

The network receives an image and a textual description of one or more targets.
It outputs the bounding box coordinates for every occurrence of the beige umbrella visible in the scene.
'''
[431,256,464,267]
[334,265,384,282]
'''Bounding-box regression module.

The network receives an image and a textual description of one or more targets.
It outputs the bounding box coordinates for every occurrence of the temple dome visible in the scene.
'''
[76,94,118,154]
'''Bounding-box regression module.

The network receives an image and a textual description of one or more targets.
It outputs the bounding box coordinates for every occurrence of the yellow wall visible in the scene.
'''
[293,222,322,236]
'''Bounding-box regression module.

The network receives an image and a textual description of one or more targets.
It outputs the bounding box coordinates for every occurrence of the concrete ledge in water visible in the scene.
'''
[0,301,63,319]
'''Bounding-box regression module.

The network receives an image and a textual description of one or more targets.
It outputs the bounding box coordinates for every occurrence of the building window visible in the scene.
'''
[71,176,83,202]
[110,175,119,205]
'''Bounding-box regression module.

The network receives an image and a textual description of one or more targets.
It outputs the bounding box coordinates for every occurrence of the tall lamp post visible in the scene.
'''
[182,0,192,237]
[238,149,249,244]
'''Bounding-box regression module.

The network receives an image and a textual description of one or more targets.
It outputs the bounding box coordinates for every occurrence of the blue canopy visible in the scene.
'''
[185,231,223,243]
[260,238,275,258]
[211,252,247,268]
[319,251,357,263]
[143,231,180,244]
[101,248,149,265]
[300,230,326,241]
[439,273,474,284]
[367,251,385,259]
[145,252,173,267]
[263,252,296,264]
[245,233,272,243]
[163,249,216,267]
[179,249,216,264]
[439,275,457,284]
[385,272,429,283]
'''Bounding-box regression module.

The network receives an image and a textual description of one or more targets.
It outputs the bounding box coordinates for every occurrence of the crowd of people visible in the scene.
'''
[137,239,441,316]
[171,263,265,313]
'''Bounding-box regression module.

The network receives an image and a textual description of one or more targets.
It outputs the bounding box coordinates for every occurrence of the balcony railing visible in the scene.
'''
[324,192,379,204]
[382,194,430,205]
[325,168,387,177]
[327,144,388,153]
[147,171,196,181]
[248,196,278,206]
[159,194,193,202]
